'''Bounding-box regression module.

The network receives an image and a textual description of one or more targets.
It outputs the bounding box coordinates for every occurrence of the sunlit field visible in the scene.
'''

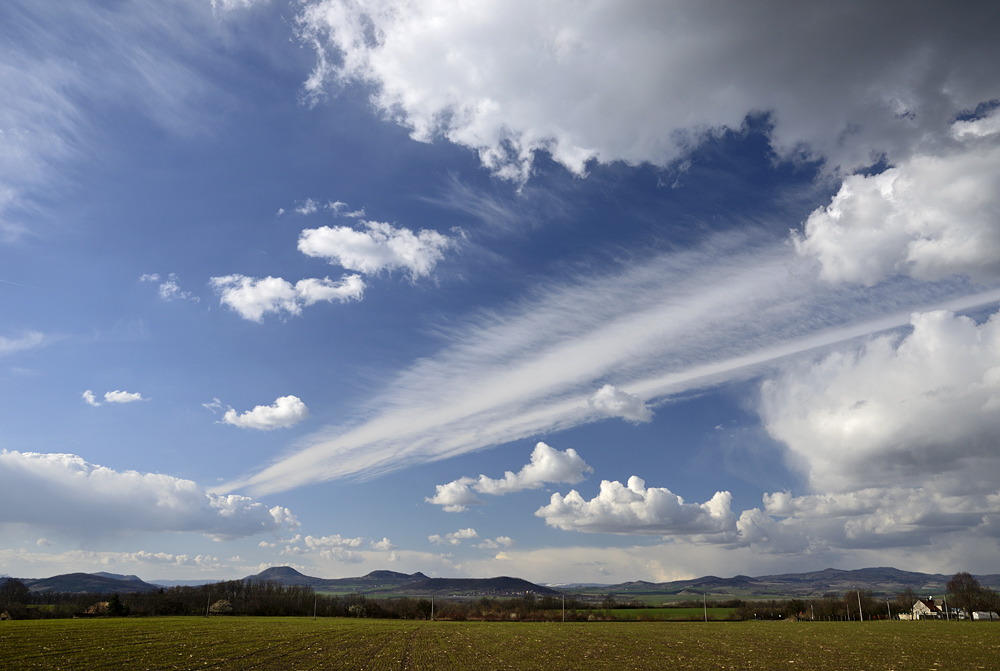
[2,617,998,670]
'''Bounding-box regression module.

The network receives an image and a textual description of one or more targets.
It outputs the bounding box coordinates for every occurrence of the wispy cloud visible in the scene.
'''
[0,331,45,356]
[221,232,1000,495]
[141,273,199,302]
[0,0,227,236]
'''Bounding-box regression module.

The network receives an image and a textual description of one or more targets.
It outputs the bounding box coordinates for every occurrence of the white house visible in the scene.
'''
[910,598,942,620]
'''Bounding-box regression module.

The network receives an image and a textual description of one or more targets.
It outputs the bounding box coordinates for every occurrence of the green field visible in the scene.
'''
[2,617,999,670]
[603,606,737,620]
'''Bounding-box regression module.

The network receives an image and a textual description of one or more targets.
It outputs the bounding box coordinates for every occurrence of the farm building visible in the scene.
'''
[900,598,942,620]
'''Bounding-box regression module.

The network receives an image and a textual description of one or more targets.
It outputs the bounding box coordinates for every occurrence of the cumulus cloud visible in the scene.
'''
[298,221,452,278]
[82,390,147,406]
[475,536,514,550]
[723,306,1000,553]
[104,390,146,404]
[759,308,1000,494]
[426,442,593,511]
[371,537,396,551]
[300,534,365,563]
[588,384,653,423]
[536,476,737,537]
[297,0,1000,181]
[425,478,483,513]
[223,396,309,431]
[429,528,478,545]
[0,450,299,540]
[795,115,1000,285]
[211,274,364,322]
[728,484,1000,555]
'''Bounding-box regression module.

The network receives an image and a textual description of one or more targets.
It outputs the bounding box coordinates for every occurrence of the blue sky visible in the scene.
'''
[3,0,1000,584]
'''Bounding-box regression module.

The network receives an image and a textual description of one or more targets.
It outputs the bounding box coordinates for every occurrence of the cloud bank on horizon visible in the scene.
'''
[3,0,1000,582]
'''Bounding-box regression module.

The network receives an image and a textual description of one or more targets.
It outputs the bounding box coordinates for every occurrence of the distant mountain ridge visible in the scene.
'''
[243,567,555,596]
[9,566,999,598]
[589,566,1000,599]
[19,572,161,594]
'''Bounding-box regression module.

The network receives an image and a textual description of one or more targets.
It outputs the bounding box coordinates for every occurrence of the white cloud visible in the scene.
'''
[474,442,592,495]
[0,450,299,540]
[475,536,514,550]
[104,390,146,404]
[425,477,482,513]
[588,384,653,423]
[298,221,452,278]
[720,306,1000,553]
[0,331,44,356]
[157,273,198,302]
[536,476,736,537]
[223,395,309,431]
[429,527,478,545]
[426,442,592,511]
[304,534,365,549]
[295,198,321,215]
[795,117,1000,285]
[211,274,364,322]
[297,0,1000,181]
[0,548,242,579]
[759,308,1000,495]
[371,537,396,551]
[211,0,267,12]
[82,389,147,406]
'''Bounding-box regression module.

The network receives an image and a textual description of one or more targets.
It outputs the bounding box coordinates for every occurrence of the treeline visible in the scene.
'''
[0,577,589,621]
[5,572,997,622]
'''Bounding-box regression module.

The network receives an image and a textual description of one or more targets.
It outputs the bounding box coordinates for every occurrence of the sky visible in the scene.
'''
[2,0,1000,585]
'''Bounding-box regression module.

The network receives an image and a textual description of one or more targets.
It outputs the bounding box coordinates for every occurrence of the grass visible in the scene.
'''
[2,617,999,670]
[603,606,738,620]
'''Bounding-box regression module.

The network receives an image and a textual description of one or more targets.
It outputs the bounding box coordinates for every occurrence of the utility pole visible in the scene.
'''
[562,595,565,623]
[857,590,864,622]
[886,600,891,620]
[703,593,708,622]
[313,595,317,620]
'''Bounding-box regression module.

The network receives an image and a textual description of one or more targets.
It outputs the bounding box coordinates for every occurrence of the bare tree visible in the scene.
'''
[896,587,918,617]
[946,572,983,620]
